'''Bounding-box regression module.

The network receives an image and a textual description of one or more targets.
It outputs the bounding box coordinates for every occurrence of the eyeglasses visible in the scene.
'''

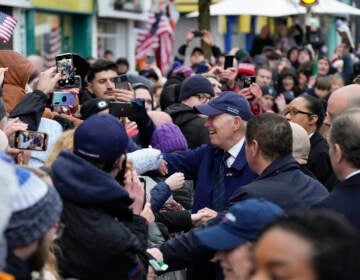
[195,94,212,102]
[284,108,314,117]
[53,222,65,239]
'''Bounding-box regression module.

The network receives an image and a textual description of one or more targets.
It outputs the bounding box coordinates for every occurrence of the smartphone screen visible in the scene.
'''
[114,75,128,90]
[14,131,48,151]
[243,76,256,88]
[52,91,76,106]
[56,53,75,87]
[224,55,234,69]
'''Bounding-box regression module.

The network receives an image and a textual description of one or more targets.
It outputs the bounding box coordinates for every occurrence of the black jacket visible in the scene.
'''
[316,173,360,231]
[10,90,48,131]
[230,156,329,210]
[308,132,337,190]
[52,150,147,280]
[165,103,209,149]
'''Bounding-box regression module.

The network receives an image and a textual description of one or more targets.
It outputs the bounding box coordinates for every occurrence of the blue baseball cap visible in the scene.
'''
[74,114,129,161]
[194,199,284,250]
[194,91,253,120]
[261,85,277,98]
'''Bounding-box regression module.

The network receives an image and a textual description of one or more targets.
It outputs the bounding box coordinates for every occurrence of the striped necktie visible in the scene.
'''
[212,151,231,212]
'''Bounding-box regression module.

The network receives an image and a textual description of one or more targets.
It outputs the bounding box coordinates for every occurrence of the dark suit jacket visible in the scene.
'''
[316,173,360,231]
[308,132,337,190]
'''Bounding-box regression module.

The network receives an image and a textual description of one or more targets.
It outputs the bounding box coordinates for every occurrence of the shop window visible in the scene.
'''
[34,13,73,65]
[97,20,127,59]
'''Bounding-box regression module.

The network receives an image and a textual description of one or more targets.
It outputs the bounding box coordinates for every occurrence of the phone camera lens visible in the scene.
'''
[62,96,67,102]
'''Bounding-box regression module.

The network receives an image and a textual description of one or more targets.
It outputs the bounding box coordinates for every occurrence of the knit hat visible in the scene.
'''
[237,63,256,76]
[0,158,18,269]
[5,166,62,248]
[171,65,194,79]
[74,114,129,161]
[235,49,250,63]
[178,74,214,101]
[127,148,163,175]
[253,55,269,67]
[80,98,109,120]
[289,122,310,162]
[150,123,188,153]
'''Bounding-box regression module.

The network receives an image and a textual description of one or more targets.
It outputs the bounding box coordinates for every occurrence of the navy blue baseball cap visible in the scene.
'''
[261,85,277,98]
[195,91,253,120]
[74,114,129,161]
[194,199,284,250]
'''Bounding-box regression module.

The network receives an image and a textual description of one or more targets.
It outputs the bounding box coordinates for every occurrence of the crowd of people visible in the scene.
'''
[0,22,359,280]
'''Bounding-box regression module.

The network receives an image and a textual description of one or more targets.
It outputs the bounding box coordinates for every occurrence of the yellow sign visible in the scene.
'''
[32,0,93,13]
[174,0,222,13]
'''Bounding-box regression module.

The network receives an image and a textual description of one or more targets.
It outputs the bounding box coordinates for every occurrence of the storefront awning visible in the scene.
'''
[187,0,360,17]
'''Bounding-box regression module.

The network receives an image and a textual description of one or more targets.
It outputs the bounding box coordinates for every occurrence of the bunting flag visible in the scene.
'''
[43,25,61,68]
[135,1,178,75]
[0,12,17,43]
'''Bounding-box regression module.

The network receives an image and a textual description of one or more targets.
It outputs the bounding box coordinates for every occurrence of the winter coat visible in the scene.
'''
[165,103,209,149]
[52,150,147,280]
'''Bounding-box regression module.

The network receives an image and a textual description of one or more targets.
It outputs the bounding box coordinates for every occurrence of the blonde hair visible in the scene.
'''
[44,129,75,167]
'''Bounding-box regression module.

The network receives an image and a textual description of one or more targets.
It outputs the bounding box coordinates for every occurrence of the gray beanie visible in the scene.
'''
[5,166,62,248]
[178,74,214,101]
[0,158,19,270]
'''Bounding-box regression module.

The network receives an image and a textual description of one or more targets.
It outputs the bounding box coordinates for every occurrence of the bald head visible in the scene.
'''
[324,84,360,126]
[27,55,45,81]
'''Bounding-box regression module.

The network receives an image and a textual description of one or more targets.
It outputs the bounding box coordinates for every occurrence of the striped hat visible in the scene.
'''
[0,159,18,269]
[5,165,62,248]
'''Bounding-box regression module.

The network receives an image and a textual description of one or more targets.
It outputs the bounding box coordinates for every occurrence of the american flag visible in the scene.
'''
[43,25,61,68]
[0,12,17,43]
[135,2,177,75]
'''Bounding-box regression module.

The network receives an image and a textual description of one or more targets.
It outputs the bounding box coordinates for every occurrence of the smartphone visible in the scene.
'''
[56,53,75,87]
[13,130,48,151]
[114,75,128,90]
[146,55,155,65]
[192,30,204,37]
[224,55,234,69]
[109,101,135,118]
[52,91,76,106]
[243,76,256,88]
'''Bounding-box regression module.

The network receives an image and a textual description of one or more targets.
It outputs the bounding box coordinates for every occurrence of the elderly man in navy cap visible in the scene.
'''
[162,91,256,214]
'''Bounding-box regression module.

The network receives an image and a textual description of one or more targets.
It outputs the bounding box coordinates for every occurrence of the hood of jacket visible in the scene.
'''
[165,103,199,126]
[52,150,130,205]
[0,50,33,113]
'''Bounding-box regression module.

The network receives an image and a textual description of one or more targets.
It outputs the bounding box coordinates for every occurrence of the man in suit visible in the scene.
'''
[316,108,360,231]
